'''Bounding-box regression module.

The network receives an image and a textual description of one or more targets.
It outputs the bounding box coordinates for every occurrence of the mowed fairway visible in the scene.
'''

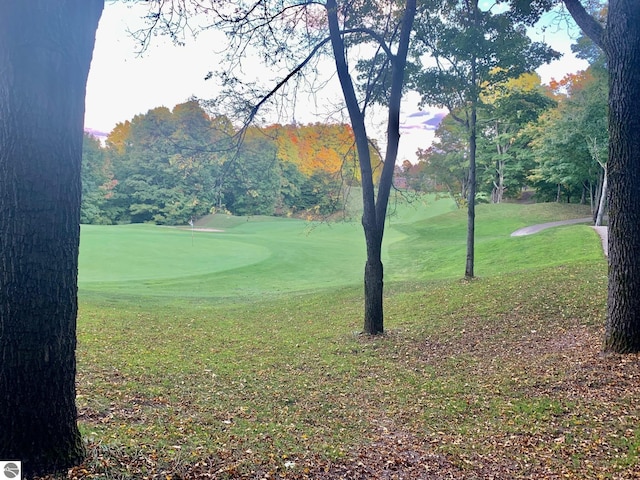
[80,220,368,298]
[79,194,459,299]
[69,197,640,479]
[79,197,600,298]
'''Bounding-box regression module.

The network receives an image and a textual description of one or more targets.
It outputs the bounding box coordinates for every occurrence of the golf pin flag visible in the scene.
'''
[0,461,21,480]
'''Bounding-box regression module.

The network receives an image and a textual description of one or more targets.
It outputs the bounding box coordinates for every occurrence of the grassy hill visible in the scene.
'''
[65,198,637,480]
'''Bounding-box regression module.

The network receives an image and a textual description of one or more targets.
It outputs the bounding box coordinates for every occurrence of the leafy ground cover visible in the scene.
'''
[37,198,640,479]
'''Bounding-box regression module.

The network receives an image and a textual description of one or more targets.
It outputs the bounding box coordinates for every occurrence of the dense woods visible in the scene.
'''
[81,101,377,225]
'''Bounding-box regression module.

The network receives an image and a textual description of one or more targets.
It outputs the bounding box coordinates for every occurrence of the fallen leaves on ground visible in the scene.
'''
[31,266,640,479]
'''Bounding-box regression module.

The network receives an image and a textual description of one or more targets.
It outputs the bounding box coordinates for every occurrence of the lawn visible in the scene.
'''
[57,195,640,479]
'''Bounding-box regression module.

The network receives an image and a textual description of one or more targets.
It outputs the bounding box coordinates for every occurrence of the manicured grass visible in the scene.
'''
[79,196,597,299]
[79,192,458,299]
[80,218,363,298]
[388,202,600,280]
[63,196,639,479]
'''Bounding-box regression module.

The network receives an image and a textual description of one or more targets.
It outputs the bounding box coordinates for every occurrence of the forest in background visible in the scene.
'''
[81,100,381,225]
[404,52,607,212]
[82,35,608,224]
[82,53,606,226]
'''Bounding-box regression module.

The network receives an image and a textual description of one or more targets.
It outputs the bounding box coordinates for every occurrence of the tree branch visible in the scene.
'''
[244,35,332,126]
[563,0,605,50]
[244,24,394,128]
[340,27,394,59]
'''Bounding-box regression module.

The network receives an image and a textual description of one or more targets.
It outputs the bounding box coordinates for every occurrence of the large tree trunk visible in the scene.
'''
[603,1,640,352]
[0,1,103,477]
[565,0,640,353]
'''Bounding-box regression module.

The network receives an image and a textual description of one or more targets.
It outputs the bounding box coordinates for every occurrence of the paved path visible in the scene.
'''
[593,226,608,256]
[511,217,608,257]
[510,217,593,236]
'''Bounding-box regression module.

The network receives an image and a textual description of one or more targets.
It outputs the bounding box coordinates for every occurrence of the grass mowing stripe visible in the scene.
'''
[80,224,271,282]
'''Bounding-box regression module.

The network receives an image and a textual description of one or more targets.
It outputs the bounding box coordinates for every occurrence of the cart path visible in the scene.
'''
[511,217,608,257]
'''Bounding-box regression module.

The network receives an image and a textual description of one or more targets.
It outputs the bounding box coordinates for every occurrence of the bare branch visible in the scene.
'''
[243,35,332,127]
[563,0,605,49]
[341,27,394,59]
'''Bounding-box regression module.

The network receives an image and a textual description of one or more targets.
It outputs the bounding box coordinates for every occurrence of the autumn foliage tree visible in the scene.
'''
[82,104,359,222]
[267,122,366,183]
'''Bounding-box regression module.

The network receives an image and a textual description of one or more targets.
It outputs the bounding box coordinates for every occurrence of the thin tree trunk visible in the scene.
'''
[464,1,480,279]
[326,0,415,334]
[590,179,596,218]
[595,165,607,227]
[493,136,505,204]
[465,99,477,279]
[327,0,381,334]
[0,2,103,476]
[497,160,505,203]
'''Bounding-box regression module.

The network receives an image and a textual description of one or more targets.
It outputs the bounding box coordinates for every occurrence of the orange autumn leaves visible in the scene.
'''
[266,123,368,180]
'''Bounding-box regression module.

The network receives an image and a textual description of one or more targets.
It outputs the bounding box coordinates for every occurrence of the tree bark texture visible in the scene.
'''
[603,1,640,352]
[0,1,103,476]
[326,0,383,334]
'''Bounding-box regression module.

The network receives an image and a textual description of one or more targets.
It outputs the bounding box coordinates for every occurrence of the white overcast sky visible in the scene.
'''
[84,2,588,163]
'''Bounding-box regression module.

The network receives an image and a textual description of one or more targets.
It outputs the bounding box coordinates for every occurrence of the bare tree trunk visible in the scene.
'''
[595,165,607,227]
[0,1,103,476]
[589,180,596,218]
[495,159,505,204]
[465,99,477,279]
[326,0,416,334]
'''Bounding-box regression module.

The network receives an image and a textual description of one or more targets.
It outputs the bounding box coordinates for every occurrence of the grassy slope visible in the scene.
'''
[68,197,640,479]
[388,202,601,280]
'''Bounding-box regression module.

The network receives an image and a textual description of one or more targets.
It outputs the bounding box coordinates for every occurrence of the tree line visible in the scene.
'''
[81,100,379,225]
[86,58,609,232]
[404,57,607,223]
